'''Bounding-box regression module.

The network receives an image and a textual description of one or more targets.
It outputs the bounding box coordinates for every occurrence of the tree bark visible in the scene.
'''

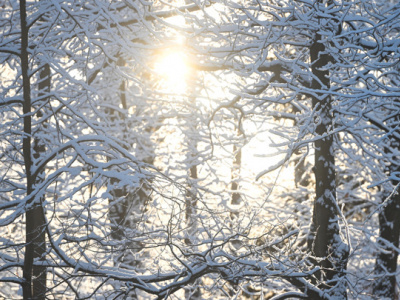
[20,0,37,298]
[20,0,33,296]
[374,190,400,298]
[29,63,50,300]
[307,21,348,298]
[21,0,48,297]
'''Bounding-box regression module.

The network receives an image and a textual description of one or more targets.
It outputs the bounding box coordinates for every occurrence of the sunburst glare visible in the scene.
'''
[154,49,188,94]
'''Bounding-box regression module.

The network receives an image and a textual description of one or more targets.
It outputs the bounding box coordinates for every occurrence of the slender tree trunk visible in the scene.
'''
[108,66,154,276]
[20,0,38,298]
[307,16,348,297]
[109,76,131,243]
[185,164,198,223]
[184,162,202,299]
[374,190,400,298]
[183,109,202,298]
[29,63,50,300]
[21,1,48,297]
[230,129,242,220]
[182,82,202,298]
[20,0,33,296]
[184,121,199,231]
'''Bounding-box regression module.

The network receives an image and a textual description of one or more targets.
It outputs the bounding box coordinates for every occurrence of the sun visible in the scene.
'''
[154,49,188,94]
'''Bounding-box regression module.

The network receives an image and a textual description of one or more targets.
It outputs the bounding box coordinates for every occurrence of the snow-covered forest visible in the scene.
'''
[1,0,400,299]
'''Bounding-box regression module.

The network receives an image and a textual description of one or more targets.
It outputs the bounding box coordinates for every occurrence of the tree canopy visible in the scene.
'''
[1,0,400,299]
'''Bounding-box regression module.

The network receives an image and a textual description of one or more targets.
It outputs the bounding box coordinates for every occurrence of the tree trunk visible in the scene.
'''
[20,0,33,296]
[21,1,48,296]
[30,63,50,300]
[230,130,242,220]
[184,161,202,299]
[20,0,45,298]
[374,190,400,298]
[307,21,348,298]
[185,164,198,224]
[107,65,155,275]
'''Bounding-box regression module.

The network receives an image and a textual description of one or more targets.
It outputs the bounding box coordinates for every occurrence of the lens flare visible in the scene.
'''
[154,50,188,94]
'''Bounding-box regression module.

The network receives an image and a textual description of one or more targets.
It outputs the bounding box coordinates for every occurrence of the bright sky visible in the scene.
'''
[154,49,188,94]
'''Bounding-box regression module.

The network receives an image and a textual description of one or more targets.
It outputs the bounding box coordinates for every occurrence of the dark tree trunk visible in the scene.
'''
[20,0,33,296]
[30,63,50,300]
[20,0,40,298]
[374,190,400,298]
[307,22,348,297]
[21,1,48,296]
